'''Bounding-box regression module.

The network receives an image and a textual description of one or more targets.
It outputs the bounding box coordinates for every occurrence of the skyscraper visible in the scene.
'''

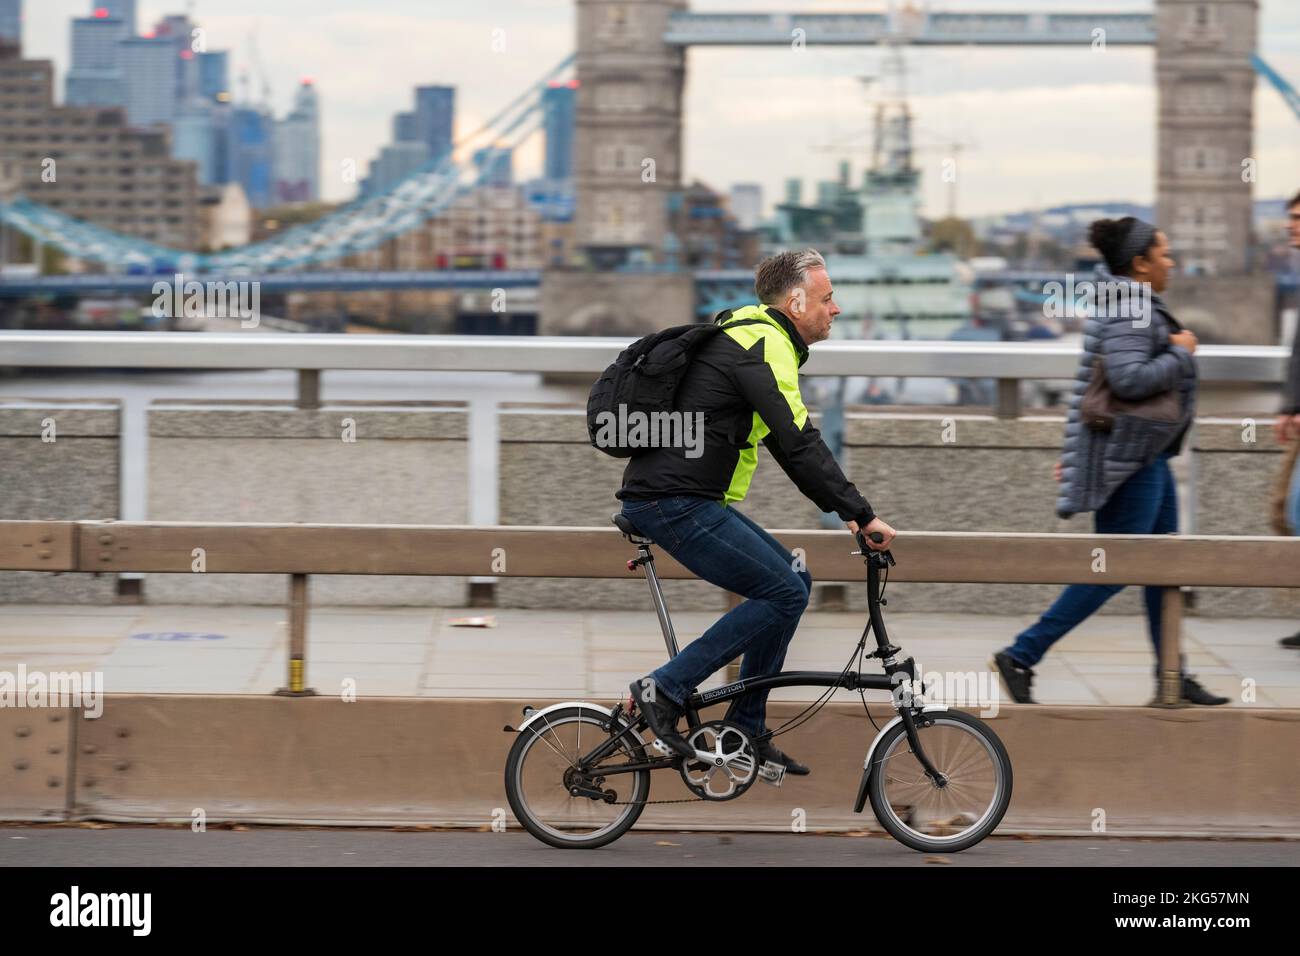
[393,111,418,143]
[0,0,20,56]
[117,13,199,128]
[542,80,576,181]
[174,104,219,183]
[228,105,274,208]
[472,146,512,187]
[118,35,178,126]
[65,12,127,107]
[273,79,321,203]
[362,142,430,198]
[198,50,229,102]
[155,14,199,105]
[99,0,137,36]
[413,85,454,163]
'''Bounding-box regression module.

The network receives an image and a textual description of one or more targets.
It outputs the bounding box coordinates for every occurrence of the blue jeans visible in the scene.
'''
[619,494,811,738]
[1288,444,1300,534]
[1005,452,1183,674]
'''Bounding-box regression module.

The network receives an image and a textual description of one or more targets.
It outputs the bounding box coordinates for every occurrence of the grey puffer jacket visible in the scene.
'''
[1056,264,1198,519]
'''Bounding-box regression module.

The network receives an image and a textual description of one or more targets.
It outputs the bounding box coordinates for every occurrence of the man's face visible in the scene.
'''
[1288,203,1300,249]
[784,267,839,344]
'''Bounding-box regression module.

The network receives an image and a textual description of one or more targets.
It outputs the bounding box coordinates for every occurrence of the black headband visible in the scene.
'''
[1116,219,1157,269]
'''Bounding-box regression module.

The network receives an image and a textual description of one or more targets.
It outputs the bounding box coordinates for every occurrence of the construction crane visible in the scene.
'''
[236,27,273,109]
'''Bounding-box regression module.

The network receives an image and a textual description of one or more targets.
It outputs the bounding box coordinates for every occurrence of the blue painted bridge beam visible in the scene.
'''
[665,11,1156,46]
[0,270,545,298]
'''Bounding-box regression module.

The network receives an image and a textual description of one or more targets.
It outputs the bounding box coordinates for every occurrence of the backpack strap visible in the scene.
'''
[718,317,776,332]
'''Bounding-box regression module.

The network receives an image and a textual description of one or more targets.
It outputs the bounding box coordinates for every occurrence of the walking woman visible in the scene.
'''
[993,217,1228,706]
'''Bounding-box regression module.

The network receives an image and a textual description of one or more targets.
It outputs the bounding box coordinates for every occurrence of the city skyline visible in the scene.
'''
[13,0,1300,219]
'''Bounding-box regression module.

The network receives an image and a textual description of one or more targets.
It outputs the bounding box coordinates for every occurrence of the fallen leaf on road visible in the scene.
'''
[655,840,680,847]
[923,856,951,865]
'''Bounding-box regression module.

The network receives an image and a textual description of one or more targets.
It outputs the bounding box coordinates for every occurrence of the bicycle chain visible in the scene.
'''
[610,796,706,805]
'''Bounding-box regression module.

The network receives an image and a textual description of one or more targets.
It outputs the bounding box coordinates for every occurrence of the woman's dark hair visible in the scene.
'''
[1089,217,1157,276]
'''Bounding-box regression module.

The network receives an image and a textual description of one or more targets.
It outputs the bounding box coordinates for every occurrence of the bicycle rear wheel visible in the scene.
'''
[505,706,651,849]
[868,709,1012,853]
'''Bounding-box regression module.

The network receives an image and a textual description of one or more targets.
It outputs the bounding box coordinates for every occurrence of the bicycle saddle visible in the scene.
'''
[611,513,651,543]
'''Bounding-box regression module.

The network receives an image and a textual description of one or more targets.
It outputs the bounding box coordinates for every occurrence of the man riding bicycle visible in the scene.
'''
[618,248,895,774]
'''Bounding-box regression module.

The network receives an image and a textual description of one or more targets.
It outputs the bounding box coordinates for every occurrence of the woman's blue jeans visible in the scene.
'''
[618,494,811,738]
[1005,452,1183,674]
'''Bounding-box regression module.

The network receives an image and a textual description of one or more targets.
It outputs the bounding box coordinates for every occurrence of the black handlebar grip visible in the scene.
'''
[868,531,884,544]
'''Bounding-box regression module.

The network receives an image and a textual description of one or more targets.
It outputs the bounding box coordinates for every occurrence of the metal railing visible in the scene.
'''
[4,519,1297,706]
[0,330,1291,417]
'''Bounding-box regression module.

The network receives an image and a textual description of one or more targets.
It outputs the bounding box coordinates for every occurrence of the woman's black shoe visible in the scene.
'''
[993,651,1037,704]
[1280,632,1300,649]
[1180,675,1229,706]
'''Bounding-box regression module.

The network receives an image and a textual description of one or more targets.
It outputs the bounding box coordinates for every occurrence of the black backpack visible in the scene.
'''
[586,310,761,458]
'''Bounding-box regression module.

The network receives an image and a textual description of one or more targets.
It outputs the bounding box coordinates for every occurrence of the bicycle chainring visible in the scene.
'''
[678,720,759,801]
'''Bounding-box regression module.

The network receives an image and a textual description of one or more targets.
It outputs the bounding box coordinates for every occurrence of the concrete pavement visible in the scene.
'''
[1,603,1297,706]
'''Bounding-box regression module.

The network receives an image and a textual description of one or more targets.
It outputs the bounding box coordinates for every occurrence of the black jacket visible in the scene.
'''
[616,305,875,526]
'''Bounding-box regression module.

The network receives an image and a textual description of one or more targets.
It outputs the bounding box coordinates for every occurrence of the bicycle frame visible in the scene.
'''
[556,532,947,786]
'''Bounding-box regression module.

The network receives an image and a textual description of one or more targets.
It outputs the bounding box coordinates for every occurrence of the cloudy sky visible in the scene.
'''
[18,0,1300,218]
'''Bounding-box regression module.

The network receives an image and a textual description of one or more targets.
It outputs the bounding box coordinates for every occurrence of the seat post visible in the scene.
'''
[640,546,681,659]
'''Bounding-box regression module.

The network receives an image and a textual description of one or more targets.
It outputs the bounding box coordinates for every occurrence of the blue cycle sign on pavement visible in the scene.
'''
[130,632,227,642]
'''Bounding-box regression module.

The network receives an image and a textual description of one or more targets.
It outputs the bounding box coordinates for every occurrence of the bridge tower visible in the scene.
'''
[1155,0,1274,342]
[540,0,695,335]
[1155,0,1258,277]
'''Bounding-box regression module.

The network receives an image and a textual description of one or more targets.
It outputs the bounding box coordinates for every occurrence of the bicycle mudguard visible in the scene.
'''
[852,705,950,814]
[516,701,615,733]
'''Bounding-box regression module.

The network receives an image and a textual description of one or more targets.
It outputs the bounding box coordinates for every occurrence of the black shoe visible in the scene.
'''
[628,679,693,757]
[1280,632,1300,649]
[754,739,809,776]
[1180,675,1229,706]
[993,651,1037,704]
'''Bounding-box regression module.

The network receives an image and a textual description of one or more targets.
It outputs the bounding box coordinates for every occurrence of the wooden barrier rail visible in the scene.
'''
[3,520,1298,704]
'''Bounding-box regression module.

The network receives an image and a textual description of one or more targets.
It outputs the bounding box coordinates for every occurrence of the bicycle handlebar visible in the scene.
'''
[855,529,885,548]
[855,529,895,566]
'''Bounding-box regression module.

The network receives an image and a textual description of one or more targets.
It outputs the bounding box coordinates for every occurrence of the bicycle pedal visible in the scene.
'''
[650,738,673,757]
[758,760,786,786]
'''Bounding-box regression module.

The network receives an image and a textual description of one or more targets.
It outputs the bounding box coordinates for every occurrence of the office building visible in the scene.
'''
[118,35,179,126]
[472,146,512,187]
[65,12,127,107]
[227,105,274,208]
[0,52,200,249]
[413,85,454,162]
[198,50,229,102]
[273,79,320,203]
[362,141,431,198]
[542,80,576,181]
[98,0,137,36]
[0,0,20,56]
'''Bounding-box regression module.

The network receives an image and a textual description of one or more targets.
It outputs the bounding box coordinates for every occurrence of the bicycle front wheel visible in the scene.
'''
[504,706,651,849]
[868,709,1012,853]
